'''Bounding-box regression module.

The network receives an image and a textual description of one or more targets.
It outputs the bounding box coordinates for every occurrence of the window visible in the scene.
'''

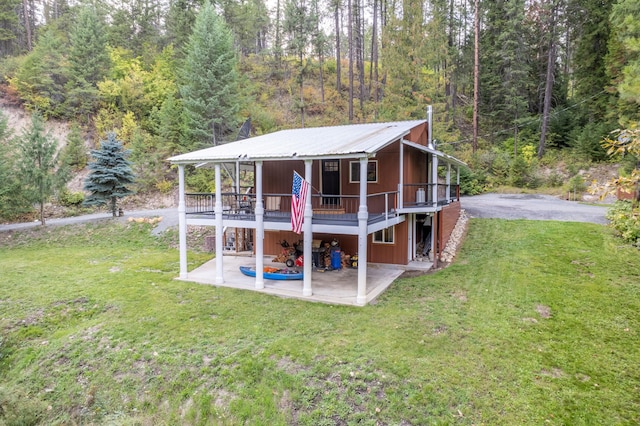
[324,160,339,172]
[349,160,378,183]
[373,226,394,244]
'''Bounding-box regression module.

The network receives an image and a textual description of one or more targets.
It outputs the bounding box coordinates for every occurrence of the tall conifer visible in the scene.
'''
[179,1,240,150]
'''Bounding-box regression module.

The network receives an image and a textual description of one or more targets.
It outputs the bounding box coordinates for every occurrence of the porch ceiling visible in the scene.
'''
[401,139,468,167]
[168,120,426,164]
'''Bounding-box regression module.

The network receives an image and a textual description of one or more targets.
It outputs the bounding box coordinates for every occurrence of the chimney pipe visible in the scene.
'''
[427,105,433,149]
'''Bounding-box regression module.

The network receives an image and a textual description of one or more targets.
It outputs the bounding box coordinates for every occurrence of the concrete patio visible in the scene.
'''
[178,254,433,306]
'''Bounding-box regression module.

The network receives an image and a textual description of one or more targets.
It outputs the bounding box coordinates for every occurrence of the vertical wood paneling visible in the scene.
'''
[367,220,408,264]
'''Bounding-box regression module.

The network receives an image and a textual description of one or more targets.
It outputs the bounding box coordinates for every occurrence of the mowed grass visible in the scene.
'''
[0,219,638,425]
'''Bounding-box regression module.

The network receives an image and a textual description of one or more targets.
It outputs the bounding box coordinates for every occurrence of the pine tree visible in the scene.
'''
[17,112,64,225]
[0,0,20,57]
[610,0,640,106]
[60,124,87,171]
[65,6,110,119]
[84,132,135,217]
[179,0,240,150]
[0,111,31,220]
[10,28,69,117]
[283,0,315,126]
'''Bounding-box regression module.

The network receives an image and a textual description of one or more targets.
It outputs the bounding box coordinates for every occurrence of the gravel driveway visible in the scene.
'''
[461,193,609,224]
[1,194,609,234]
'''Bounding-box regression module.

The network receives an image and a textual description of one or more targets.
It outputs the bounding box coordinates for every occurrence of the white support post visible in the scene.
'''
[432,154,439,207]
[255,161,264,289]
[408,213,414,263]
[235,161,240,195]
[456,165,461,200]
[446,163,451,202]
[214,164,224,284]
[302,160,313,297]
[178,165,188,279]
[427,105,433,148]
[356,157,369,305]
[398,141,404,209]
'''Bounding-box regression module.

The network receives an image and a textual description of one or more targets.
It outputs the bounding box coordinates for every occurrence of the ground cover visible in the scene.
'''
[0,219,638,425]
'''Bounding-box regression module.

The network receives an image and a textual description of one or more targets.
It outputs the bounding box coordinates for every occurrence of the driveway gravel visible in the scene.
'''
[461,193,609,224]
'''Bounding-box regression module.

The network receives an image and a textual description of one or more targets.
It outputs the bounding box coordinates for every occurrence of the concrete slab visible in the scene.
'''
[178,255,432,306]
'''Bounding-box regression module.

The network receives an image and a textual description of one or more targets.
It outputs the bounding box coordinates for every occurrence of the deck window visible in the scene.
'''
[349,160,378,183]
[373,226,394,244]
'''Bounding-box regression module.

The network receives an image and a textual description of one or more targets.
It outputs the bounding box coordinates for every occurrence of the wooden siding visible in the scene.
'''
[262,160,305,194]
[367,220,409,264]
[407,122,428,146]
[264,230,358,258]
[440,201,461,251]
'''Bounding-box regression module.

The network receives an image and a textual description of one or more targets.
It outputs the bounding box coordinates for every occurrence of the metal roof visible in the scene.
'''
[168,120,427,164]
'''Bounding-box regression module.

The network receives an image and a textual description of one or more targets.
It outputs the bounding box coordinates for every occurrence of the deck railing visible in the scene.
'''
[401,183,460,207]
[186,191,399,221]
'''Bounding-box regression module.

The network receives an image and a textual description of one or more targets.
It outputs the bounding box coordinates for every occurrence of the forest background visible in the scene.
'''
[0,0,639,221]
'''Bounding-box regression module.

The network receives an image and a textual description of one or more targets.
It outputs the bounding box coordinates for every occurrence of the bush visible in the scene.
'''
[155,179,174,194]
[546,171,565,187]
[58,190,85,206]
[606,201,640,247]
[459,166,486,195]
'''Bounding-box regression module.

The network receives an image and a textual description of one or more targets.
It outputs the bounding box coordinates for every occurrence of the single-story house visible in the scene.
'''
[168,110,466,305]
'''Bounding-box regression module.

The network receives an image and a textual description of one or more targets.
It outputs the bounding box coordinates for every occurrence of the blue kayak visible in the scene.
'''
[239,265,303,280]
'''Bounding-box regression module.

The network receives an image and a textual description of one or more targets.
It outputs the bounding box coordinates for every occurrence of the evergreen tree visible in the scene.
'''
[569,0,615,121]
[84,132,135,217]
[283,0,315,126]
[65,6,110,119]
[0,111,31,219]
[610,0,640,106]
[179,0,240,150]
[10,28,69,117]
[16,112,65,225]
[165,0,200,56]
[59,124,87,171]
[0,0,20,57]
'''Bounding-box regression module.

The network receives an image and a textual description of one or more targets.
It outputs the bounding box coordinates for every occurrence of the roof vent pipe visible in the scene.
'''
[427,105,433,149]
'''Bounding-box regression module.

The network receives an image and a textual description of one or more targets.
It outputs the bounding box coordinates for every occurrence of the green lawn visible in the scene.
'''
[0,219,638,425]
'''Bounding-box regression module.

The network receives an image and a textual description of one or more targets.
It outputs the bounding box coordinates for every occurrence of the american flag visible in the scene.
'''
[291,171,309,234]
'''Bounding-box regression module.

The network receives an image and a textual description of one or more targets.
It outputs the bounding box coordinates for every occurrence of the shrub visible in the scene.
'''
[459,166,486,195]
[546,171,565,187]
[155,179,174,194]
[58,189,85,206]
[606,201,640,247]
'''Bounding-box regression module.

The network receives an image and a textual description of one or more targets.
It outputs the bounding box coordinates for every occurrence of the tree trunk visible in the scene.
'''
[111,196,117,217]
[335,0,341,92]
[472,0,479,152]
[348,0,354,122]
[300,54,305,127]
[39,201,45,225]
[275,0,282,68]
[538,6,556,159]
[22,0,32,51]
[355,0,365,112]
[315,0,325,103]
